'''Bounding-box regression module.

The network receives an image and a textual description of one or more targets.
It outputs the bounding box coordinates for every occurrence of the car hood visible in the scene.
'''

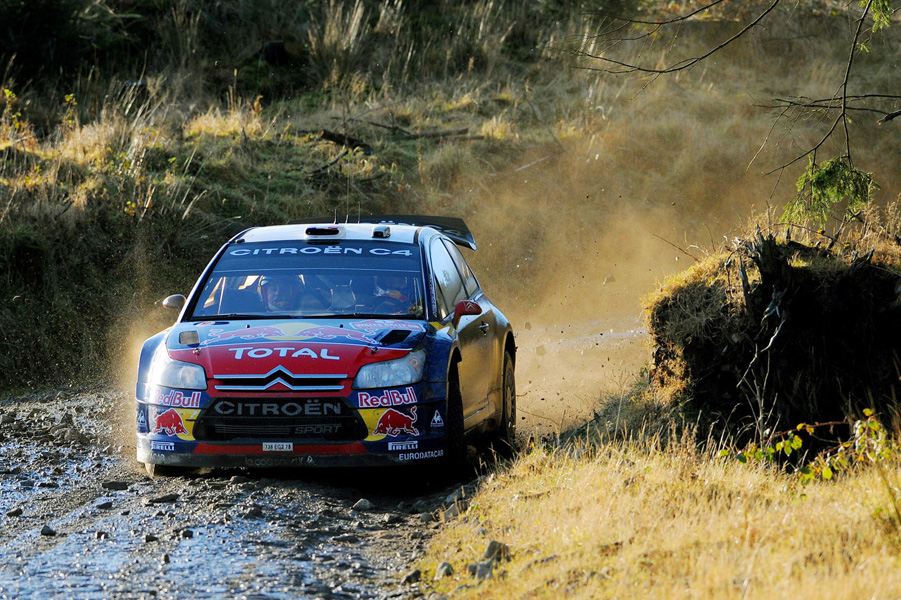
[164,318,428,379]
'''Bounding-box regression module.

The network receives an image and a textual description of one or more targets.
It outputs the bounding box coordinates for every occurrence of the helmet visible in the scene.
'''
[259,275,302,312]
[375,275,411,301]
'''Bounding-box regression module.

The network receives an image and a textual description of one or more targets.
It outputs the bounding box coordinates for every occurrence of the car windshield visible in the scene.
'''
[189,240,425,320]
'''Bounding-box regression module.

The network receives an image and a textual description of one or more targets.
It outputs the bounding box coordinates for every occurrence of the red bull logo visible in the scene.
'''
[351,320,425,335]
[201,326,287,346]
[372,407,419,437]
[358,387,417,408]
[153,409,188,436]
[298,325,377,344]
[152,389,202,408]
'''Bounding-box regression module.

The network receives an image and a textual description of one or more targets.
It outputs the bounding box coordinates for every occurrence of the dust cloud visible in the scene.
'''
[461,137,794,438]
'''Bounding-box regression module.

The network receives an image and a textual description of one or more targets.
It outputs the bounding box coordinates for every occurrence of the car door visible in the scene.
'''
[429,238,493,422]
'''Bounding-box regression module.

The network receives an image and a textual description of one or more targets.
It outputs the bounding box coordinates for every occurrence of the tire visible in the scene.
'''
[444,366,467,472]
[495,350,517,454]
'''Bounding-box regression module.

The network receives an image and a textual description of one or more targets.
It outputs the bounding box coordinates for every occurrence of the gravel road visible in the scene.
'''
[0,387,470,600]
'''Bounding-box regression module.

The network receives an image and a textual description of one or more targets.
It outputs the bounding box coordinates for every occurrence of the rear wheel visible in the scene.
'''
[495,350,517,454]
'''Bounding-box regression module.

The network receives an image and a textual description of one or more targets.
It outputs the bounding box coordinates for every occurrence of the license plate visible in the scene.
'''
[263,442,293,452]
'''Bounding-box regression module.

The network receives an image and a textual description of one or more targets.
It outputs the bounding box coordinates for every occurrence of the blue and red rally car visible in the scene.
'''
[136,216,516,475]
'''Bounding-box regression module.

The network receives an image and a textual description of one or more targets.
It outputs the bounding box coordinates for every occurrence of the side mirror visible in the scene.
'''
[452,300,481,327]
[162,294,186,311]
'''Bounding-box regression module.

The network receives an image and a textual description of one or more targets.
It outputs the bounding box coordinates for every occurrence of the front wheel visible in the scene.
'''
[444,366,467,473]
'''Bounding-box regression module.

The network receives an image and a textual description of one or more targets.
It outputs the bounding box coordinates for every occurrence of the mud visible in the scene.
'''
[0,388,476,600]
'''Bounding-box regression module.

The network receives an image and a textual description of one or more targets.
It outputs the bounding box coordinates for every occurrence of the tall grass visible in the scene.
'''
[420,425,901,599]
[0,0,898,391]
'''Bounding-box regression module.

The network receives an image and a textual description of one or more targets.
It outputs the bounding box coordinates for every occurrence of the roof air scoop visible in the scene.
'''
[372,225,390,239]
[305,225,344,238]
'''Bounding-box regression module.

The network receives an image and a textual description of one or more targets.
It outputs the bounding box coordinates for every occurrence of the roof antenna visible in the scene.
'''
[333,207,337,224]
[357,200,361,224]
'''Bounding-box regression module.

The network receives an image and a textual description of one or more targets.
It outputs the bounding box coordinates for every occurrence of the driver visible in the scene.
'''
[259,275,302,312]
[374,274,412,303]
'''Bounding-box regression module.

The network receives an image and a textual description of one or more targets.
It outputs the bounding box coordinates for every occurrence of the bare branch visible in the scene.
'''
[577,0,782,75]
[841,0,875,166]
[878,109,901,124]
[592,1,731,45]
[594,0,730,29]
[758,94,901,116]
[765,0,875,174]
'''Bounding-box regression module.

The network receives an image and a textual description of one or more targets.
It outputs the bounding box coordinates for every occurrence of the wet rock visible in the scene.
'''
[181,529,194,539]
[144,493,179,505]
[434,562,454,579]
[466,560,494,580]
[144,534,159,543]
[401,569,421,584]
[40,525,57,537]
[6,507,23,517]
[352,498,374,512]
[96,501,114,510]
[101,481,129,491]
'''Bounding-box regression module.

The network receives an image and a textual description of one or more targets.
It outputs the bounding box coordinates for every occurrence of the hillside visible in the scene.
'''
[2,1,901,598]
[1,0,897,391]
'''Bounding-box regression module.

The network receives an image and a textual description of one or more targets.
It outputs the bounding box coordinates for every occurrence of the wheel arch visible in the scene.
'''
[504,331,516,365]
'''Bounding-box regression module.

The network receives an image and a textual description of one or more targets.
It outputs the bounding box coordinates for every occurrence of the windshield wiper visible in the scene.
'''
[189,314,278,321]
[348,312,424,320]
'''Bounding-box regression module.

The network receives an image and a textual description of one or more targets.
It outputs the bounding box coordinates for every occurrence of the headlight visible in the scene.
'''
[353,349,425,389]
[149,347,207,390]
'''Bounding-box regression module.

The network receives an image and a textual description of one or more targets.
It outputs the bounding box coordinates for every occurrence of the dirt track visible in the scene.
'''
[0,319,648,599]
[0,388,474,600]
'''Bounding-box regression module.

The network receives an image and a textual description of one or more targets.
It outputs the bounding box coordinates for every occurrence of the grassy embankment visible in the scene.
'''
[2,1,901,596]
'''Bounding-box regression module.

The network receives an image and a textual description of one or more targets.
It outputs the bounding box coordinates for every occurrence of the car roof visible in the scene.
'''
[233,215,476,250]
[235,223,421,245]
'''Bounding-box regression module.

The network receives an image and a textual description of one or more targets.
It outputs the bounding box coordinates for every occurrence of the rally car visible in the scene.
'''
[136,215,516,475]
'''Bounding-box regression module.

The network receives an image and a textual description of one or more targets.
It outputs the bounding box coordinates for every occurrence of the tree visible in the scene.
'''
[578,0,898,235]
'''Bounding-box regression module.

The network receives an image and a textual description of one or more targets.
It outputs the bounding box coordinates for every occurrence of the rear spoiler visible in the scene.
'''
[305,214,477,250]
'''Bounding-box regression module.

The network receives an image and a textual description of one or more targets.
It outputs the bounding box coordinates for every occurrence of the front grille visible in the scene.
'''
[212,368,347,392]
[193,397,366,442]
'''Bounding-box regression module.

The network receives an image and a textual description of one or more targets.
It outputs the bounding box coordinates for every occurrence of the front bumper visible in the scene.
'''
[136,438,446,468]
[136,382,448,469]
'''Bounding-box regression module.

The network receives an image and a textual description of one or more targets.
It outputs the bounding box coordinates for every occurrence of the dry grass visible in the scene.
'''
[421,431,901,599]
